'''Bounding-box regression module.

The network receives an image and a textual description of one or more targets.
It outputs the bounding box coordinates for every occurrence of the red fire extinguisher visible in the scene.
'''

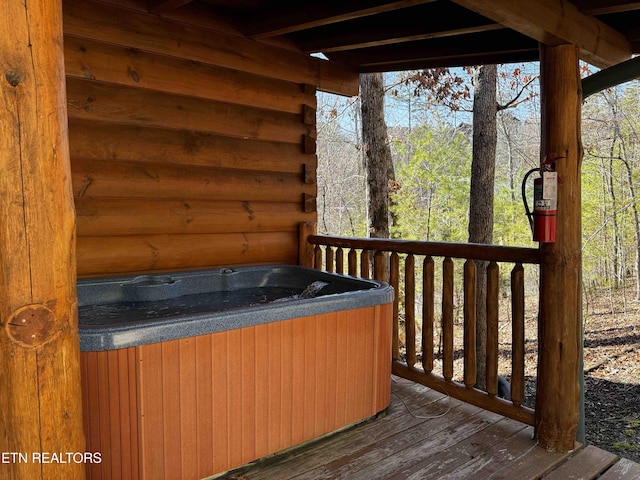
[522,158,561,243]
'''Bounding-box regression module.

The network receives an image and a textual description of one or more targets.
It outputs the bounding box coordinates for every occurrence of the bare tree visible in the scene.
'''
[399,65,537,392]
[468,65,498,391]
[603,91,640,299]
[316,92,366,236]
[360,73,395,239]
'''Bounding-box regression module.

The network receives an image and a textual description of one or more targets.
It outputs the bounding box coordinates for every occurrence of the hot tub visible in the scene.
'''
[78,265,393,480]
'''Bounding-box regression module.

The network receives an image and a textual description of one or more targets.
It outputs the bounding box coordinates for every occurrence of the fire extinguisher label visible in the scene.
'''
[542,171,558,209]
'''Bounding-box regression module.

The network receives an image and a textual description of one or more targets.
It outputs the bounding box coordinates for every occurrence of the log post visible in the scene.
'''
[298,222,317,268]
[0,1,86,479]
[535,44,583,452]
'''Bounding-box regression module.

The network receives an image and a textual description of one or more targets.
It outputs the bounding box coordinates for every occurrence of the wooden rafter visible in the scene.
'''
[243,0,436,39]
[300,23,504,54]
[295,2,504,53]
[353,49,541,73]
[327,29,539,71]
[578,0,640,15]
[449,0,631,67]
[149,0,193,15]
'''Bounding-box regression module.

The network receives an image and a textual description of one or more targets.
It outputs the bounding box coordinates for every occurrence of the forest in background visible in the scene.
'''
[316,64,640,303]
[315,65,640,460]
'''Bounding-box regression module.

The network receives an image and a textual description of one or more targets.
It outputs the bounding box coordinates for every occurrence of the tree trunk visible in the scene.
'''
[468,65,498,391]
[360,73,395,240]
[606,142,623,288]
[621,156,640,299]
[605,92,640,299]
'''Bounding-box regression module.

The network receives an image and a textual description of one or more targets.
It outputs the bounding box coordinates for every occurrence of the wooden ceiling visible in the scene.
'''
[150,0,640,71]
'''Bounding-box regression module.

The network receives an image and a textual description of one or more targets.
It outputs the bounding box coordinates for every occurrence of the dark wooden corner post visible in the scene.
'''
[1,1,86,479]
[299,222,317,268]
[535,44,583,452]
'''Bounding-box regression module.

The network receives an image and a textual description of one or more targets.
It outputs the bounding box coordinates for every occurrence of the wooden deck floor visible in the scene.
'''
[218,376,640,480]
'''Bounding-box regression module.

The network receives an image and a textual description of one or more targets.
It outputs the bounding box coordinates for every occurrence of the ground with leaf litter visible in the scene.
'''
[517,284,640,462]
[428,282,640,462]
[581,285,640,462]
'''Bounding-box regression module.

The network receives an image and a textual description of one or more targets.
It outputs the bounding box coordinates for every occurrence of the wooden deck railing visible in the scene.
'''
[301,226,541,426]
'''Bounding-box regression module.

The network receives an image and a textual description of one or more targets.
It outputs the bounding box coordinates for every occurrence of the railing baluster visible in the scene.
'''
[314,245,323,270]
[442,257,454,382]
[390,252,400,361]
[348,249,358,276]
[511,263,525,406]
[374,251,385,281]
[486,261,500,396]
[422,256,434,374]
[326,246,334,273]
[405,254,416,369]
[336,247,344,274]
[464,259,476,388]
[360,250,371,278]
[304,231,539,425]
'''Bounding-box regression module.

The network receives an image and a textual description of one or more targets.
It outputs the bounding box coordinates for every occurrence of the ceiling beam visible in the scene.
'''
[578,0,640,15]
[243,0,436,39]
[149,0,193,15]
[354,50,541,72]
[448,0,631,67]
[328,29,538,70]
[300,23,504,53]
[582,55,640,99]
[295,2,504,53]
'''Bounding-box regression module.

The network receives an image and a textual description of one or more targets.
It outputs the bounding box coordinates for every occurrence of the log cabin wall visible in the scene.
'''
[62,0,326,277]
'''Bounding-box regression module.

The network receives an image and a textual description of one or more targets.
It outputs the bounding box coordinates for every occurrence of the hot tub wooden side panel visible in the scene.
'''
[81,348,140,480]
[80,304,392,479]
[374,302,393,413]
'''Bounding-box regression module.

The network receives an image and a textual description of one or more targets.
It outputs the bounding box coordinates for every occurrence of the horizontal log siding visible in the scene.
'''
[68,121,314,174]
[63,0,358,96]
[66,78,312,144]
[76,232,298,276]
[64,0,319,276]
[63,36,315,115]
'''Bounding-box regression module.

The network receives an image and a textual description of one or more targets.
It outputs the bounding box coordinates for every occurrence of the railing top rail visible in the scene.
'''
[308,235,540,264]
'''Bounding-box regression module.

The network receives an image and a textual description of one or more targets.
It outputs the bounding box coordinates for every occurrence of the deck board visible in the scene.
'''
[392,417,529,480]
[542,445,618,480]
[241,384,457,480]
[219,377,640,480]
[435,426,539,480]
[598,457,640,480]
[343,409,501,480]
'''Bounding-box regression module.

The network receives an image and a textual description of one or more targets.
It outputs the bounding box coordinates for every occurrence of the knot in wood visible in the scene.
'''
[5,71,21,87]
[5,304,59,348]
[128,68,141,83]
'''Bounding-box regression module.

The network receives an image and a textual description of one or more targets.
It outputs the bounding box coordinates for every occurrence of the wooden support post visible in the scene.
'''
[298,222,317,268]
[535,43,583,453]
[0,1,86,479]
